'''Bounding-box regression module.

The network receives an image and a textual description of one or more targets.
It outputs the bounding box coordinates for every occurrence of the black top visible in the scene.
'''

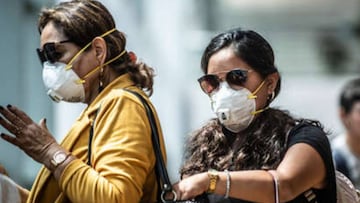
[207,122,337,203]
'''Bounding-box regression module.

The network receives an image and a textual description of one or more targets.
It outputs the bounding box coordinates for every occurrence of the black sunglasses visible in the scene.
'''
[197,69,252,94]
[36,40,72,64]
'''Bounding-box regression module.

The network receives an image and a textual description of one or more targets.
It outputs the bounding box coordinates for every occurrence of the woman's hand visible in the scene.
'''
[172,172,209,200]
[0,105,57,164]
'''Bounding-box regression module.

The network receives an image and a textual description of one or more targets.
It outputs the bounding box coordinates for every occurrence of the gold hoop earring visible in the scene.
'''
[268,91,275,102]
[271,91,275,101]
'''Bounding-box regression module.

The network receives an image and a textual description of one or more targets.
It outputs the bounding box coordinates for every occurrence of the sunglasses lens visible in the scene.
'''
[43,43,59,63]
[36,49,46,65]
[226,70,247,86]
[37,43,63,65]
[198,75,219,94]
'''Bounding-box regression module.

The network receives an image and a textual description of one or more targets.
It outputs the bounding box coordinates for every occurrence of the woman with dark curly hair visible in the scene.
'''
[172,28,336,203]
[0,1,166,202]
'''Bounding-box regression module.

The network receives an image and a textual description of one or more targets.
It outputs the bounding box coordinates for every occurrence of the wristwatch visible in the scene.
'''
[51,151,69,168]
[207,169,219,193]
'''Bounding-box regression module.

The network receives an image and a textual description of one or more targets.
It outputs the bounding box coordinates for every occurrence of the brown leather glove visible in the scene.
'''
[0,105,61,168]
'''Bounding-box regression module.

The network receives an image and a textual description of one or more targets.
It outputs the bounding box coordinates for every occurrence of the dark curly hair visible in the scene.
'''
[38,0,155,95]
[180,109,298,176]
[181,28,304,176]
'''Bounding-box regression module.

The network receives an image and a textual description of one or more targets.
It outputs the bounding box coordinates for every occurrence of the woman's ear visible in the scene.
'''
[92,37,107,64]
[266,72,279,94]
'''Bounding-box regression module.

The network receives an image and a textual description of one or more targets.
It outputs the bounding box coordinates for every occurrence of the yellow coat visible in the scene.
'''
[26,74,166,203]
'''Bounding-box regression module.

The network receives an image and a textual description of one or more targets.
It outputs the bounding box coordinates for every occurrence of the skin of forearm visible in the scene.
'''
[212,170,276,202]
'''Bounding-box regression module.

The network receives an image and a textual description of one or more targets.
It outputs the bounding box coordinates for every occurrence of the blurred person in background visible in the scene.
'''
[172,28,336,203]
[332,78,360,188]
[0,0,166,203]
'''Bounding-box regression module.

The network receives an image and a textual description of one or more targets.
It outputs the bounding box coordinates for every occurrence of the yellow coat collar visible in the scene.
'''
[82,73,135,117]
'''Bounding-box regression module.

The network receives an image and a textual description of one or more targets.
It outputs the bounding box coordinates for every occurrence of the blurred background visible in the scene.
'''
[0,0,359,189]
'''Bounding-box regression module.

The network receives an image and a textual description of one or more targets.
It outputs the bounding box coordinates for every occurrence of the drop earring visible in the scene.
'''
[98,66,104,92]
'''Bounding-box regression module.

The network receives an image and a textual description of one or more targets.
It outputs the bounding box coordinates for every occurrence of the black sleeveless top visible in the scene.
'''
[207,122,337,203]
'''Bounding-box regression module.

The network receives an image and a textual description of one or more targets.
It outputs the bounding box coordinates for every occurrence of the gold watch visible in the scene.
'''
[207,169,219,193]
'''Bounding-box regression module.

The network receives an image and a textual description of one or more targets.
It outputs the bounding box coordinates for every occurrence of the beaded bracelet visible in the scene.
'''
[224,169,231,198]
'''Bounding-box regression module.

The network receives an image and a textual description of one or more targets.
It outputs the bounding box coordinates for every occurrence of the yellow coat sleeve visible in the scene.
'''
[58,93,156,203]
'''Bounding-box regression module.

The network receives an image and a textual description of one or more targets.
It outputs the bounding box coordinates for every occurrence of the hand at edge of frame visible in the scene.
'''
[0,104,61,166]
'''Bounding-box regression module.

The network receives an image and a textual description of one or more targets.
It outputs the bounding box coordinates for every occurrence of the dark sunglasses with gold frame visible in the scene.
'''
[197,69,253,94]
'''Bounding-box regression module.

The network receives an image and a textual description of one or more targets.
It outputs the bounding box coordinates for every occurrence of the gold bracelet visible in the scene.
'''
[207,169,219,193]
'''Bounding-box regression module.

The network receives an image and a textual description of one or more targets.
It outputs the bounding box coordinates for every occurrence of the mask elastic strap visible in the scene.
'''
[248,80,268,115]
[251,107,269,115]
[76,49,127,84]
[65,28,117,70]
[248,80,265,99]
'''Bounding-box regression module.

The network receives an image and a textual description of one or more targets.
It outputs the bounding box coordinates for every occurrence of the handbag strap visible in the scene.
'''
[123,90,175,202]
[267,170,279,203]
[88,107,100,166]
[87,89,175,201]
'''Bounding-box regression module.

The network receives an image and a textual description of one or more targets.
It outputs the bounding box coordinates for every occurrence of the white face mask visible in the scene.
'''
[42,61,86,102]
[40,28,127,103]
[210,81,265,133]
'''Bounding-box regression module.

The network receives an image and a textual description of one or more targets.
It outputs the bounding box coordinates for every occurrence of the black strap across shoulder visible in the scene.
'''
[124,90,209,203]
[124,90,173,197]
[88,107,100,166]
[87,89,173,201]
[87,89,211,203]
